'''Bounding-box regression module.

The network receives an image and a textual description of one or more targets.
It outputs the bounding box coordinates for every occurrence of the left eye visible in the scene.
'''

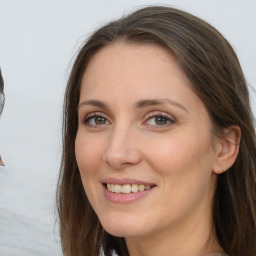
[145,115,174,126]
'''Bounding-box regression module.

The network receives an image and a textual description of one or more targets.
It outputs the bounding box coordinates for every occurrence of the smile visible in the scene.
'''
[106,184,152,194]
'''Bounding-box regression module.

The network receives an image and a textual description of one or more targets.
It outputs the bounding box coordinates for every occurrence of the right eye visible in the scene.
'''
[83,114,110,127]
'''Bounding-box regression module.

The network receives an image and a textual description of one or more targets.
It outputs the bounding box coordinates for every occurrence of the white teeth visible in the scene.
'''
[122,184,132,194]
[131,184,139,193]
[139,184,145,191]
[106,184,152,193]
[110,184,115,192]
[114,184,122,193]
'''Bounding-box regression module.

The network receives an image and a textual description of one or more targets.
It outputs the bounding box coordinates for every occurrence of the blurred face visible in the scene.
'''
[75,43,219,240]
[0,71,4,115]
[0,71,4,166]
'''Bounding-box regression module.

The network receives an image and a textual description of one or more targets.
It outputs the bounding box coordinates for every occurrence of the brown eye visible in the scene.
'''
[95,116,107,125]
[145,114,175,127]
[84,115,110,127]
[155,116,168,125]
[143,113,175,128]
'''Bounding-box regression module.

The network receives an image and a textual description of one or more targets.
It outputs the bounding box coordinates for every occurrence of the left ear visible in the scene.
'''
[212,125,241,174]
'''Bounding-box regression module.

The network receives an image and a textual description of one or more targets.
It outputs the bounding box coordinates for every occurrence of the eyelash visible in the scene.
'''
[83,112,110,128]
[143,112,175,128]
[82,111,175,128]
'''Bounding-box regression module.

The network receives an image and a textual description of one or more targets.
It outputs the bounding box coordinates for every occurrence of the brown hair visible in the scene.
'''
[0,68,4,115]
[57,6,256,256]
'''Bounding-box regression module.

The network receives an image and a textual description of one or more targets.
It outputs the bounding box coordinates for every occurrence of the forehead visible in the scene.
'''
[81,42,190,95]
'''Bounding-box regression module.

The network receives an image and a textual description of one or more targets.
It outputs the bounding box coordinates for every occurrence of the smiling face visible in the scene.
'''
[75,42,220,243]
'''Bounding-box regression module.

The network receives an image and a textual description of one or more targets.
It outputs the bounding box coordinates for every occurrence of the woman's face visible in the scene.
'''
[75,43,219,239]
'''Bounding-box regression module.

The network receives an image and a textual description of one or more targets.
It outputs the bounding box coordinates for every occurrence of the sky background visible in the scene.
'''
[0,0,255,254]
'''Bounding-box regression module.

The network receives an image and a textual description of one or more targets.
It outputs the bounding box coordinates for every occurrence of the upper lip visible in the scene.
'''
[102,177,156,186]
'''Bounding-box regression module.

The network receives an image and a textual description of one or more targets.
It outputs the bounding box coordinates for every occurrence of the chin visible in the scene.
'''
[99,214,147,238]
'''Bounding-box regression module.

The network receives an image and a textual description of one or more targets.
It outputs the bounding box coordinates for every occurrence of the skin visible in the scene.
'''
[75,42,238,256]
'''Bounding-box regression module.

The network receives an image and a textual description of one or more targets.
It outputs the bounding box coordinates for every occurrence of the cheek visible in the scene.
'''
[75,133,104,208]
[144,133,215,195]
[147,127,214,172]
[144,136,199,173]
[75,132,103,179]
[145,137,215,219]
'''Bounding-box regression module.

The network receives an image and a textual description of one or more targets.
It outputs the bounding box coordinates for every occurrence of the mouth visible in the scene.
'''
[103,183,156,194]
[101,178,157,203]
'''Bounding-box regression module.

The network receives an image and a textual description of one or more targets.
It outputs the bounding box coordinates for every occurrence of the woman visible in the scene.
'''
[57,6,256,256]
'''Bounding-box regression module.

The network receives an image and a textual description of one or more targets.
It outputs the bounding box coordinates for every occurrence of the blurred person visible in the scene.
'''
[0,68,4,166]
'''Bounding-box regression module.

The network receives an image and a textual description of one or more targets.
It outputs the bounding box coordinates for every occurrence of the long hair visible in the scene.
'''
[57,6,256,256]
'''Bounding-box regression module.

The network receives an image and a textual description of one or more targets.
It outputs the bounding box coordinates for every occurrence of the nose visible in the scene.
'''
[102,126,142,170]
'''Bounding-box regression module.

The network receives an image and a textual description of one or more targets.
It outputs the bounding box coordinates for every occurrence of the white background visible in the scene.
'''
[0,0,255,255]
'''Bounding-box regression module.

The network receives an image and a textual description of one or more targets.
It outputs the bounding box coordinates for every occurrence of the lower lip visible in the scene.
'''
[103,185,155,204]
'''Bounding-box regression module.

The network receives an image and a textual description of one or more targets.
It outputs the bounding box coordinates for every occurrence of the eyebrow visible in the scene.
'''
[78,100,107,109]
[78,98,188,113]
[135,99,188,112]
